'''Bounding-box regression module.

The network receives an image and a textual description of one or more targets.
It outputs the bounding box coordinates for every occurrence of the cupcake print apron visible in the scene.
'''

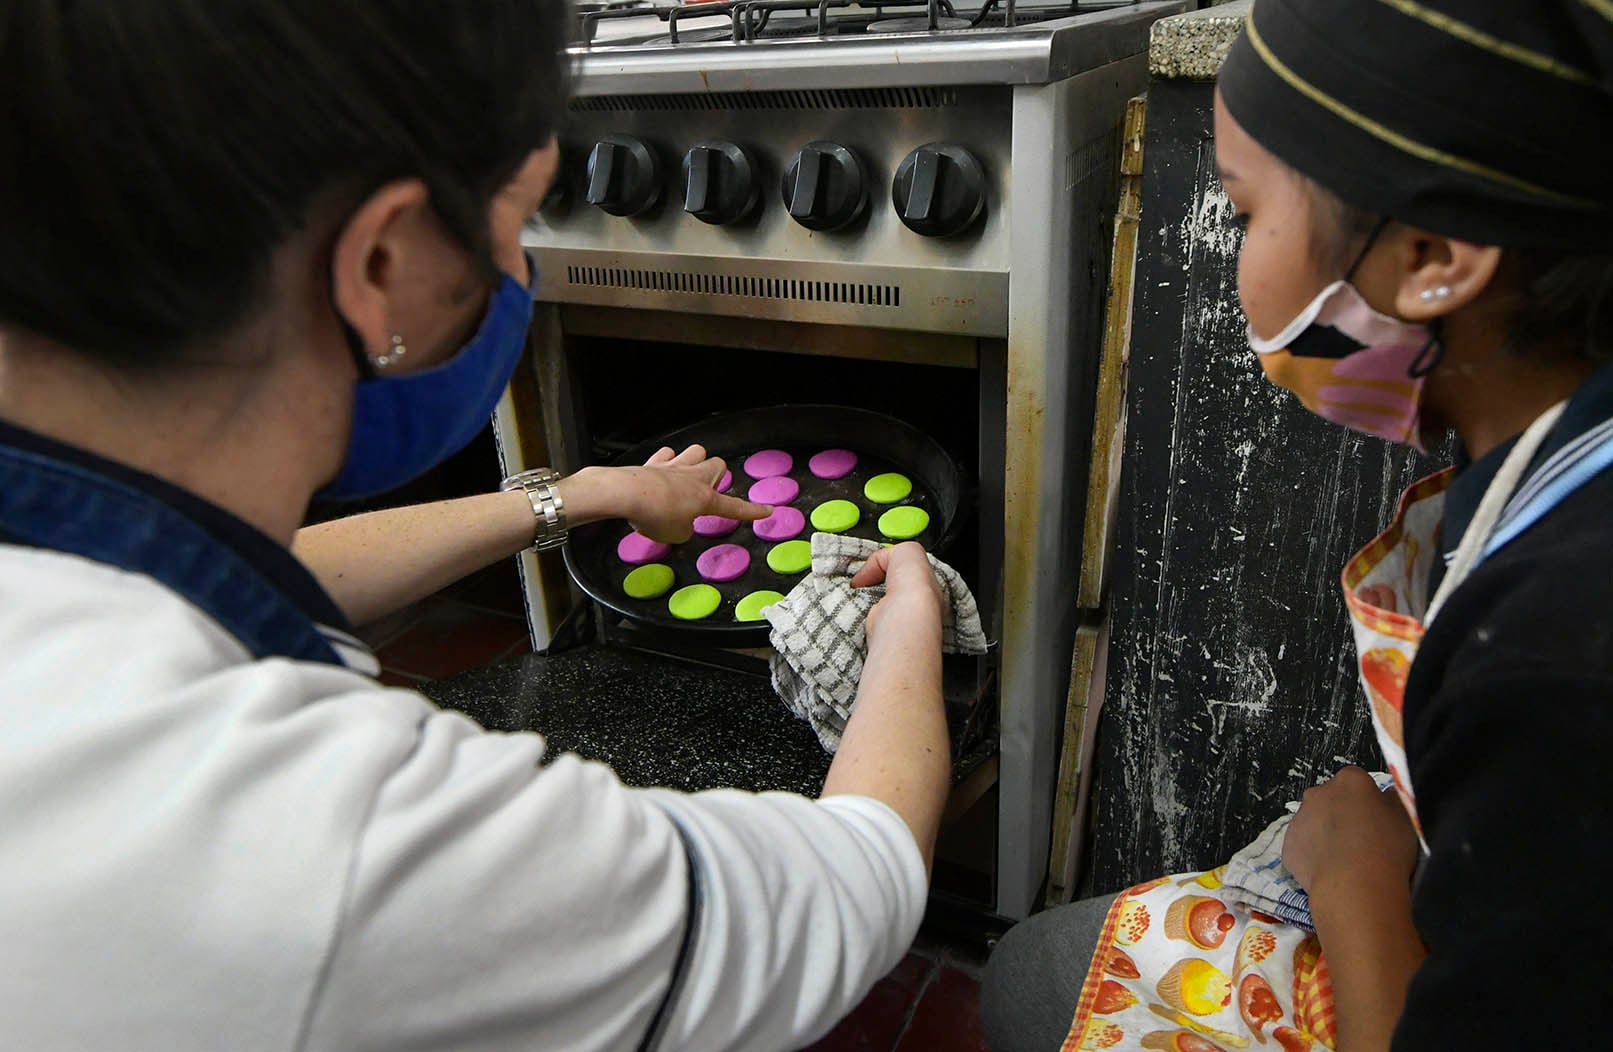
[1062,401,1610,1051]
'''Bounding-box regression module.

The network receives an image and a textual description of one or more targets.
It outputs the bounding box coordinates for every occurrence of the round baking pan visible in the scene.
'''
[564,404,964,643]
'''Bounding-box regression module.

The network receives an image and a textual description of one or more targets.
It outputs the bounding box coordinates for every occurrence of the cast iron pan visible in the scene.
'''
[564,404,964,643]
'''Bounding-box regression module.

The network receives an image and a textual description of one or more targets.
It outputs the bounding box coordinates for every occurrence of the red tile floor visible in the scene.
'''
[360,561,536,688]
[803,943,992,1052]
[363,559,996,1052]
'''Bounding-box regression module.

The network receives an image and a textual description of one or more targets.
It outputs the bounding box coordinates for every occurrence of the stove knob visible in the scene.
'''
[585,135,662,218]
[781,142,867,232]
[892,143,987,238]
[682,141,760,226]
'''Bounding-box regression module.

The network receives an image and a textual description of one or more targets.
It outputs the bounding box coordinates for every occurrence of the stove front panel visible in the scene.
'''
[523,86,1012,336]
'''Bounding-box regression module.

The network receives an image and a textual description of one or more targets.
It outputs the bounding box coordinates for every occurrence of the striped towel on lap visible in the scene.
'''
[1220,771,1397,931]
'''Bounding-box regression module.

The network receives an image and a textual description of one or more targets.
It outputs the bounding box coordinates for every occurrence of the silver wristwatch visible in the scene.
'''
[500,467,569,551]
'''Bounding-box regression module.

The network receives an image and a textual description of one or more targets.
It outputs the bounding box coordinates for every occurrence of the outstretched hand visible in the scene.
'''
[625,444,769,543]
[851,541,944,644]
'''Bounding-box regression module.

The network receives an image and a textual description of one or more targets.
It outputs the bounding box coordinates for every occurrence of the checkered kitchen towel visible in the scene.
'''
[1220,771,1397,931]
[764,533,989,752]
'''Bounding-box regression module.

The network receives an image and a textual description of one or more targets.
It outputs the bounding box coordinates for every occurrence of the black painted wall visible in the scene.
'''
[1084,80,1445,893]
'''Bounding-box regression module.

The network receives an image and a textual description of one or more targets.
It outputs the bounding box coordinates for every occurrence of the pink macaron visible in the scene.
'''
[617,531,672,565]
[753,505,806,542]
[808,449,859,480]
[748,475,801,506]
[743,449,794,479]
[692,514,740,538]
[695,543,752,583]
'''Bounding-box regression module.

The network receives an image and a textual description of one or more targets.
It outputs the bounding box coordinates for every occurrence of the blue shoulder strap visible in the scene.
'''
[1483,418,1613,561]
[0,442,348,667]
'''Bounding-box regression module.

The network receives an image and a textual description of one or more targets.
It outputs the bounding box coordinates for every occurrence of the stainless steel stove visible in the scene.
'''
[501,0,1188,918]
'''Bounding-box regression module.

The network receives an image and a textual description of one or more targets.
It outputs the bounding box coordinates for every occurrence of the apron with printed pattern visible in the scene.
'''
[1062,403,1599,1052]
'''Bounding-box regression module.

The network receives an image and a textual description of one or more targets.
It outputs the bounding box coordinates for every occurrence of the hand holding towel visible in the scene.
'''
[765,533,988,752]
[1220,771,1397,931]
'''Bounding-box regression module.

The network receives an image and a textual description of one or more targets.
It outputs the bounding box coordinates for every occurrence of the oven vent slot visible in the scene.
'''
[570,87,956,113]
[568,266,901,307]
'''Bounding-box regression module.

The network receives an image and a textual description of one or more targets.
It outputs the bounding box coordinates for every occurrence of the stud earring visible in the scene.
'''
[373,333,407,369]
[1418,286,1452,302]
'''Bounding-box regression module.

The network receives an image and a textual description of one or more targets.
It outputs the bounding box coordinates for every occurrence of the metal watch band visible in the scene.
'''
[499,468,569,551]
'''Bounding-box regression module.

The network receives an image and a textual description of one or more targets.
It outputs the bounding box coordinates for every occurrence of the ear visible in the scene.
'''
[329,179,433,361]
[1391,232,1505,322]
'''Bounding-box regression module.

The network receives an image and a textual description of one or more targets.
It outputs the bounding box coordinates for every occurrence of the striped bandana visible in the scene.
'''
[1219,0,1613,251]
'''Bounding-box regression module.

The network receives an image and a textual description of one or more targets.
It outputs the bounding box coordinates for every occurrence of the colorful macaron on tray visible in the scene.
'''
[561,405,963,638]
[604,444,938,624]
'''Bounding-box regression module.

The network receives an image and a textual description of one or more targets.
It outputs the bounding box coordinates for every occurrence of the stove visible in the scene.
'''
[502,0,1188,919]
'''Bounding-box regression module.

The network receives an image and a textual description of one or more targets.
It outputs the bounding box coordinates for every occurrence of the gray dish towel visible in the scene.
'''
[1220,771,1397,932]
[764,533,989,752]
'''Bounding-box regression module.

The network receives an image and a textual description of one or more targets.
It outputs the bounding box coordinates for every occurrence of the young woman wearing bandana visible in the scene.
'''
[0,4,955,1049]
[983,1,1613,1050]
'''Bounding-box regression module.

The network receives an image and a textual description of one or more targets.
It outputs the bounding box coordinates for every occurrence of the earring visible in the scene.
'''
[373,333,406,369]
[1418,286,1452,303]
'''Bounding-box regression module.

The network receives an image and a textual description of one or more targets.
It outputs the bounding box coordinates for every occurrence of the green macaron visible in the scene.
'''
[863,472,913,505]
[767,539,813,575]
[667,583,722,621]
[735,590,786,622]
[810,499,861,534]
[622,563,675,600]
[877,506,930,541]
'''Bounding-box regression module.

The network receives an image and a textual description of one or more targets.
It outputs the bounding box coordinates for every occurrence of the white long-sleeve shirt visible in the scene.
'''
[0,542,927,1051]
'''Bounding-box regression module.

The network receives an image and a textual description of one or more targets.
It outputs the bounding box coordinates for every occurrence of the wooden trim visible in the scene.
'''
[1047,95,1148,903]
[1077,95,1146,613]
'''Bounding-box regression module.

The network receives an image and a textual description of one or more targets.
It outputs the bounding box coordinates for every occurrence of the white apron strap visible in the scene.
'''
[1425,400,1566,625]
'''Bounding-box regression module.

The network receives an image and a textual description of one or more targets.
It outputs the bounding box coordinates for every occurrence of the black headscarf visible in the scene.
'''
[1218,0,1613,250]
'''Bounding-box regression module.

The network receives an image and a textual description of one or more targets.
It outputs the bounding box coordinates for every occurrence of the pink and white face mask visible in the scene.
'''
[1247,280,1436,451]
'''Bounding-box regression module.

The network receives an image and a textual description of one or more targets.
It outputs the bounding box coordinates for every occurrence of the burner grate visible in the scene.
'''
[574,0,1140,46]
[575,0,1147,45]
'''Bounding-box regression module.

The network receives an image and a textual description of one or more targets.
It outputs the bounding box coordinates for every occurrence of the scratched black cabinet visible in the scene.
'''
[1083,79,1444,893]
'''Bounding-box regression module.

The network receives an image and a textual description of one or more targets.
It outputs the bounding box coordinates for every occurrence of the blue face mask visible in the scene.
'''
[318,255,538,501]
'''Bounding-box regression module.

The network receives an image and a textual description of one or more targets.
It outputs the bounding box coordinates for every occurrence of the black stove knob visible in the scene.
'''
[892,143,987,238]
[781,142,867,232]
[585,135,662,218]
[682,141,760,226]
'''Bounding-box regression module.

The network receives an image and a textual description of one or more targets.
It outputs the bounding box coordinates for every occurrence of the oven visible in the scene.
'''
[493,0,1186,919]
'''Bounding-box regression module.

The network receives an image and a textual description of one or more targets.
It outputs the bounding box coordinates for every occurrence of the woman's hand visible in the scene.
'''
[1286,766,1427,1052]
[626,445,769,542]
[850,541,945,645]
[560,445,768,544]
[824,540,949,873]
[1284,765,1420,896]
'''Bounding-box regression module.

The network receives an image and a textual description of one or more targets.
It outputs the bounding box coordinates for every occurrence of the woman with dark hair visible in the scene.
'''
[983,1,1613,1049]
[0,3,953,1049]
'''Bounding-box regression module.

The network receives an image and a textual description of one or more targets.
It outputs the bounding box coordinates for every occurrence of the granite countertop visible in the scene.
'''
[1149,0,1250,81]
[421,644,995,798]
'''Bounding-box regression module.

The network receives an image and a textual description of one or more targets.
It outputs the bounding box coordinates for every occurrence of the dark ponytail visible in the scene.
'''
[0,0,571,366]
[1508,250,1613,366]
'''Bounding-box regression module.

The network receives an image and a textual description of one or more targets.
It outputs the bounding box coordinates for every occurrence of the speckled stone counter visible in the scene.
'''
[420,645,993,798]
[1148,0,1250,80]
